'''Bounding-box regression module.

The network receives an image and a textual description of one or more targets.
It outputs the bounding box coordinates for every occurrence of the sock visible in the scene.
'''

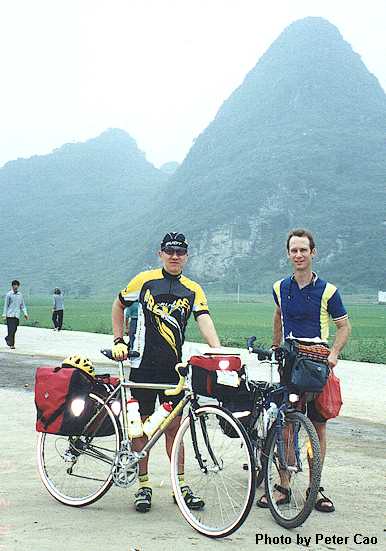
[139,473,151,489]
[171,473,187,498]
[178,473,186,488]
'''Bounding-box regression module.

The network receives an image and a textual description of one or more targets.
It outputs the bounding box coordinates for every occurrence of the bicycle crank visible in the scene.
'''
[112,441,140,488]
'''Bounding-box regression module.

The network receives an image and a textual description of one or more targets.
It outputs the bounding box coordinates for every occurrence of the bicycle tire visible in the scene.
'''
[264,411,321,528]
[254,444,269,489]
[37,393,121,507]
[170,404,256,538]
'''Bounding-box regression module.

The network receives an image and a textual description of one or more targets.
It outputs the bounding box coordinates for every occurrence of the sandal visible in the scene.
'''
[306,486,335,513]
[256,494,269,508]
[256,484,291,509]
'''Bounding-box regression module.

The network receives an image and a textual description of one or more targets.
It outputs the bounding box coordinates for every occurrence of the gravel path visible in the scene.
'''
[0,327,385,550]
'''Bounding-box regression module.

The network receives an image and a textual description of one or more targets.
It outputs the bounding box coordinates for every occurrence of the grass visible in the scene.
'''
[2,295,385,364]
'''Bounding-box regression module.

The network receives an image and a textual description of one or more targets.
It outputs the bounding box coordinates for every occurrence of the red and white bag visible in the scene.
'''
[188,355,242,399]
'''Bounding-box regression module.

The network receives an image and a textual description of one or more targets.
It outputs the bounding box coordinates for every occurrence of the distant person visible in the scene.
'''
[52,288,64,331]
[124,302,138,347]
[257,228,351,513]
[111,231,221,513]
[2,280,29,349]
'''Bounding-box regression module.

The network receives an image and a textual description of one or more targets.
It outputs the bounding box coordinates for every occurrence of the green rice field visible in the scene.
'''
[2,295,385,364]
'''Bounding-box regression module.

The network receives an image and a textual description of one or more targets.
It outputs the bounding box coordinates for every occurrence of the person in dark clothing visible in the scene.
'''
[52,288,64,331]
[111,232,220,513]
[3,280,29,349]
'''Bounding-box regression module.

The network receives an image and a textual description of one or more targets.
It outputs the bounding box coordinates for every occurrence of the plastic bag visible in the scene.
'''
[314,370,343,419]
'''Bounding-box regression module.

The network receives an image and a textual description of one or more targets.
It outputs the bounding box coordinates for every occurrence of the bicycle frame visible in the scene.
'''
[247,350,302,472]
[85,357,207,474]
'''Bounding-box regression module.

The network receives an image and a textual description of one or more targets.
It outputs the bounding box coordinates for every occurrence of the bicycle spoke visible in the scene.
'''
[37,395,120,506]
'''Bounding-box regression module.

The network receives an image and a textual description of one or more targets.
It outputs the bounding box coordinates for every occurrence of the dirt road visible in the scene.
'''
[0,351,385,551]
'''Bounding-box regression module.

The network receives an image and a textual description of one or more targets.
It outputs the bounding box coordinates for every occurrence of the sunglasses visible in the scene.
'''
[163,247,187,257]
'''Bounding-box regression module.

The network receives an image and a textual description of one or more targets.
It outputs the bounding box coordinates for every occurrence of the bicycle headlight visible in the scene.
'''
[70,398,86,417]
[289,393,299,403]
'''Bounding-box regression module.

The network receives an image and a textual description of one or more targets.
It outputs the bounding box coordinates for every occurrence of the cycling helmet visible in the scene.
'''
[62,355,95,377]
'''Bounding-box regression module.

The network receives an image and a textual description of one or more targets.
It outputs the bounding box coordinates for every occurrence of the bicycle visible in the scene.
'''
[36,350,256,538]
[240,336,322,528]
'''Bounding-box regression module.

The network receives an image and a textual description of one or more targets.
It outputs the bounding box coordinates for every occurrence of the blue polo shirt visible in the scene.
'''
[273,274,348,343]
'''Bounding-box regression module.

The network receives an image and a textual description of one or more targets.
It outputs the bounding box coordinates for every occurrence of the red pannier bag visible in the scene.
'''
[35,366,94,435]
[188,355,242,399]
[314,369,343,420]
[35,367,120,436]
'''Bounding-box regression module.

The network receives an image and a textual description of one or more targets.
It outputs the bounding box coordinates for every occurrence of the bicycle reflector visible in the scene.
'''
[70,398,86,417]
[307,440,313,459]
[111,401,121,416]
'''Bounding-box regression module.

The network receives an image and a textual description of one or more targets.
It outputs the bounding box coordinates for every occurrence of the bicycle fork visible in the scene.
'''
[189,409,223,474]
[275,415,302,473]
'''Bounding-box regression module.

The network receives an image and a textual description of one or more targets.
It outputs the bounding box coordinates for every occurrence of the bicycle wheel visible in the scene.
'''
[171,404,256,538]
[37,393,121,506]
[264,411,321,528]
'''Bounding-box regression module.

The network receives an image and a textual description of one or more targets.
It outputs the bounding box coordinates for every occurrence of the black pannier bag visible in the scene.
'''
[219,380,254,438]
[188,354,252,438]
[35,367,119,437]
[88,374,121,437]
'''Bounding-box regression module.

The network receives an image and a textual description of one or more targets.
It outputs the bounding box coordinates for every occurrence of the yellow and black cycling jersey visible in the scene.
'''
[119,268,209,372]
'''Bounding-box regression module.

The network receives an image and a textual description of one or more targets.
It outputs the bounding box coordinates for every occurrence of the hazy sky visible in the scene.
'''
[1,0,385,169]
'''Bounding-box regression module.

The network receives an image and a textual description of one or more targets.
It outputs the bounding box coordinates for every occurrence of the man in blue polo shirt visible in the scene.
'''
[258,229,350,513]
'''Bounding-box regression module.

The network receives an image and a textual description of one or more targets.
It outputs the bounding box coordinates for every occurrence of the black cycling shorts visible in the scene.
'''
[304,399,327,424]
[130,387,185,417]
[129,368,184,417]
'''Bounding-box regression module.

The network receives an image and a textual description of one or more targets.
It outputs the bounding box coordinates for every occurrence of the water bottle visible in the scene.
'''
[126,399,143,438]
[143,402,173,437]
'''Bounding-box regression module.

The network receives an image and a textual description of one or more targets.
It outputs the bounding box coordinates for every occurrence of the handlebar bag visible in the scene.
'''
[189,355,242,399]
[189,355,241,372]
[290,358,329,393]
[282,341,329,393]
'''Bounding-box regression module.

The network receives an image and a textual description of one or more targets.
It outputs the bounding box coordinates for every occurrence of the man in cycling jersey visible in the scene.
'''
[257,228,351,513]
[111,232,221,513]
